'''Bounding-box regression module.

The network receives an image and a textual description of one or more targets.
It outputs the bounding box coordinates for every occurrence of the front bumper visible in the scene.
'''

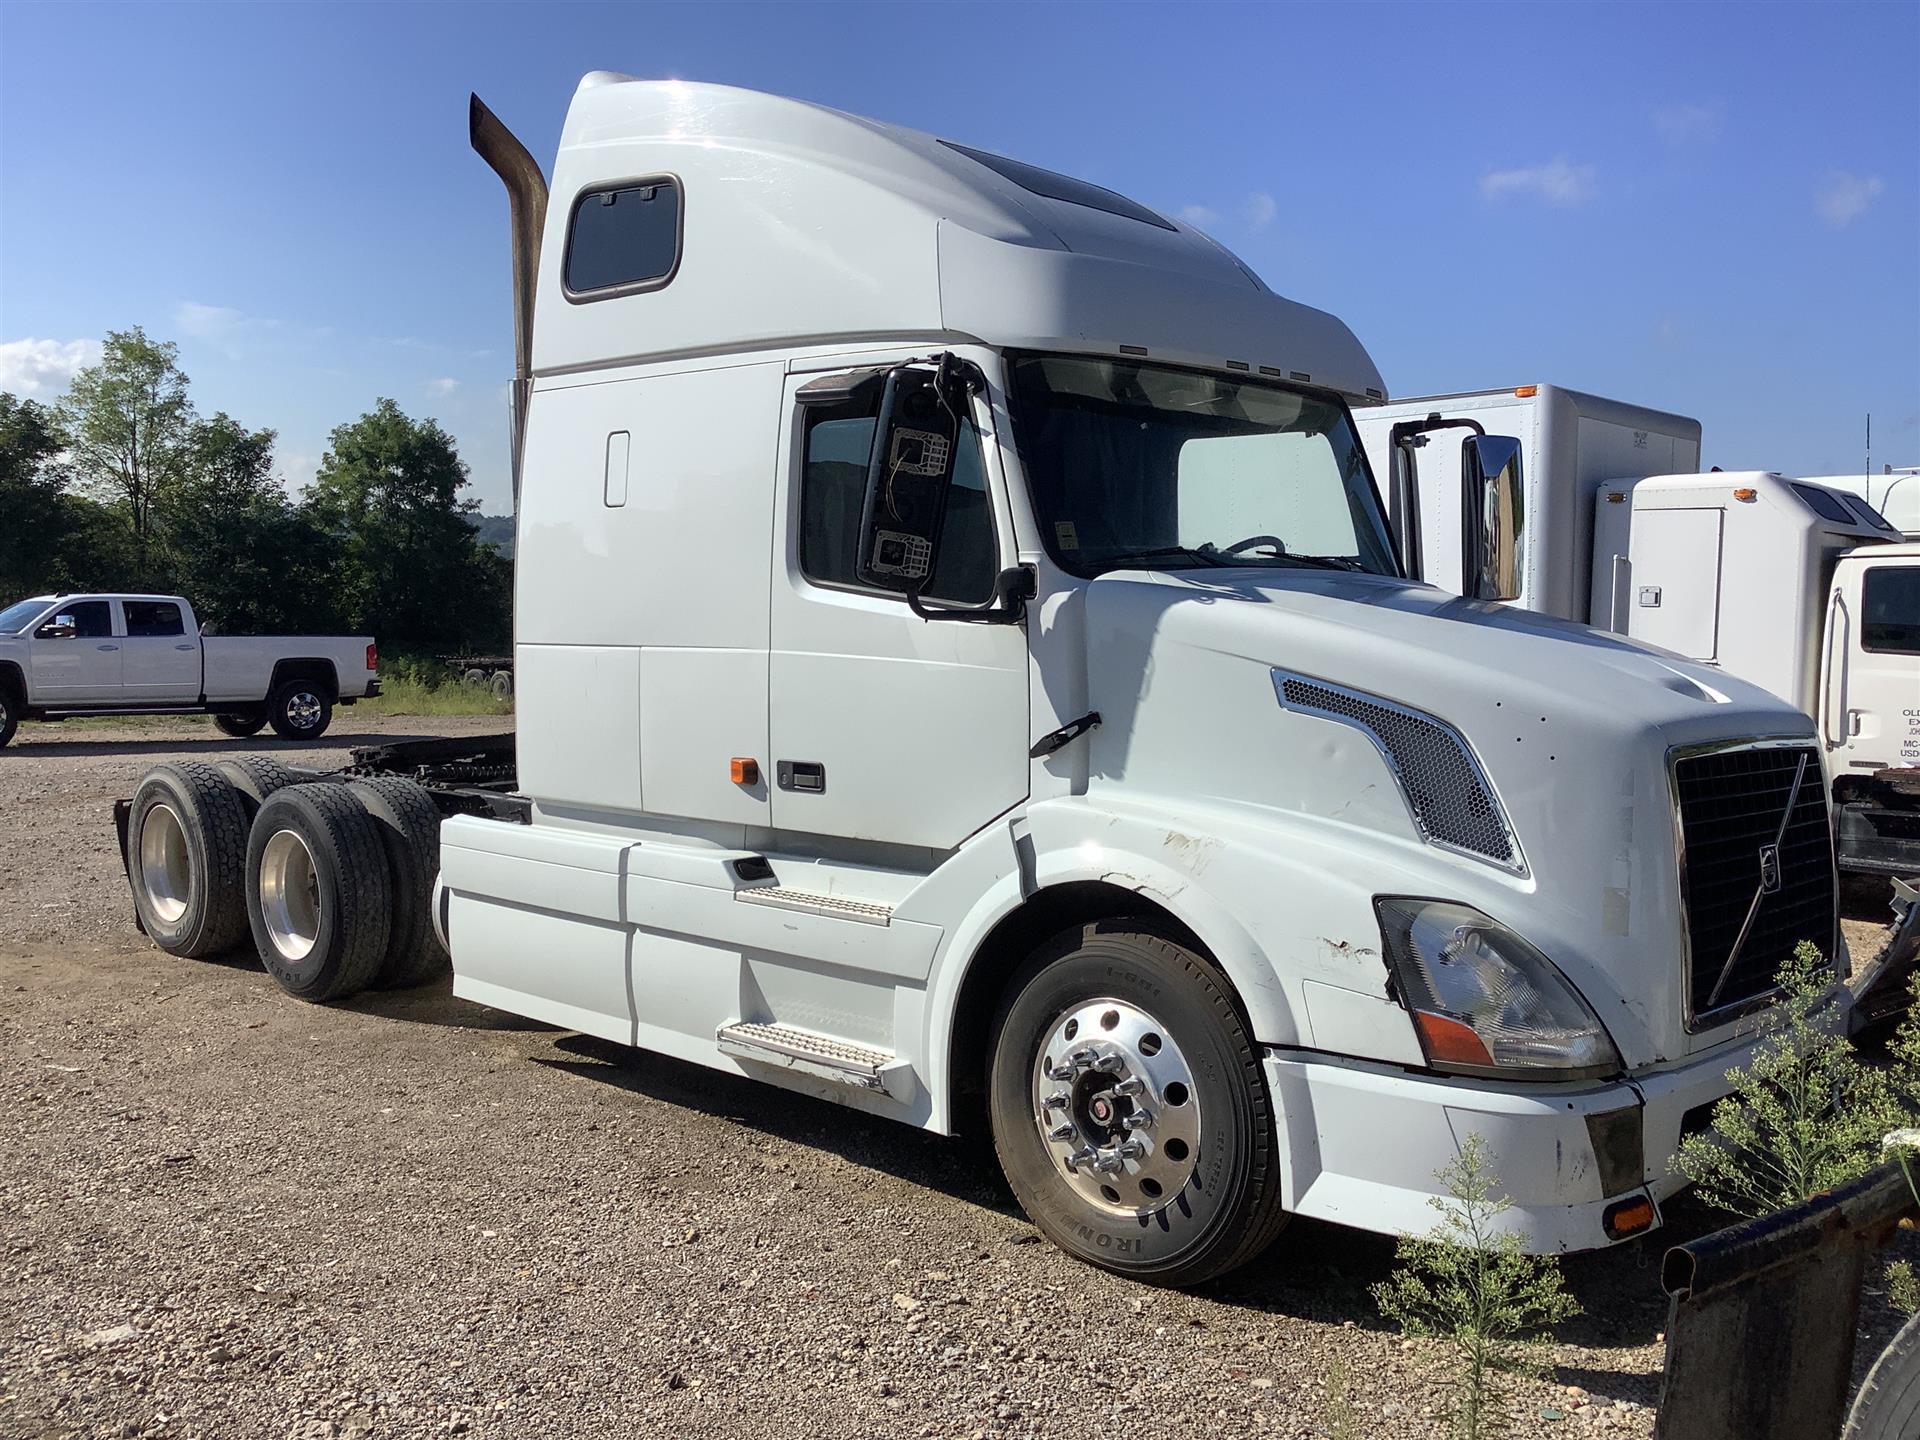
[1263,1033,1773,1254]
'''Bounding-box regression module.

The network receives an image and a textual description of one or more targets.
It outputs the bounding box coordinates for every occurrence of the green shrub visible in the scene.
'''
[1370,1133,1580,1440]
[1672,941,1905,1219]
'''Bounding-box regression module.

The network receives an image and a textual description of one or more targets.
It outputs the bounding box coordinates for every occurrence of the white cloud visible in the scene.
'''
[1654,102,1723,147]
[427,377,460,398]
[173,301,247,339]
[1815,170,1884,228]
[0,337,101,397]
[1245,191,1277,230]
[1479,157,1595,207]
[1176,204,1220,228]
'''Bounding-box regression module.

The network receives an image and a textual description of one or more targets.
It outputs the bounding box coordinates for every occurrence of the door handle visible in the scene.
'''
[97,644,119,651]
[775,761,826,794]
[174,644,195,651]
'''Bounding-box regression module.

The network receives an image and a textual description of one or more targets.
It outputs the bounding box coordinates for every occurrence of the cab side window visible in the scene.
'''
[1862,567,1920,654]
[41,600,112,638]
[798,402,996,605]
[124,600,185,637]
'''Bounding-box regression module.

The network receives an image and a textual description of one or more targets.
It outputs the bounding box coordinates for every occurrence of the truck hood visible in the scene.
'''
[1080,566,1820,1067]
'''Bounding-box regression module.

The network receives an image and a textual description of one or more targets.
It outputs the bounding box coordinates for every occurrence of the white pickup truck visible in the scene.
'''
[0,593,378,745]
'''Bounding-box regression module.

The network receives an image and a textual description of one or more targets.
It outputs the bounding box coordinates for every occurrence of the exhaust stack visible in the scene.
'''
[468,93,549,502]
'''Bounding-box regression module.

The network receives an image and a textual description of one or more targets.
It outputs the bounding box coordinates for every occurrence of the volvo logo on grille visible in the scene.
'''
[1758,843,1782,896]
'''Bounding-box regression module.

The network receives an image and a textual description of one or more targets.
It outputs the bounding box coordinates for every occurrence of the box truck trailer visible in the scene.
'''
[114,77,1873,1283]
[1356,387,1920,882]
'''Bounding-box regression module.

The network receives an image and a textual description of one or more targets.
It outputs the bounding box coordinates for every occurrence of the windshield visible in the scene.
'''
[0,598,53,634]
[1008,354,1398,578]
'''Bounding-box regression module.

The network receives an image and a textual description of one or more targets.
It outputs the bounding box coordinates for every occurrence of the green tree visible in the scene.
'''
[56,328,197,571]
[1371,1134,1580,1440]
[160,413,341,635]
[303,399,508,648]
[0,393,74,597]
[1672,941,1904,1218]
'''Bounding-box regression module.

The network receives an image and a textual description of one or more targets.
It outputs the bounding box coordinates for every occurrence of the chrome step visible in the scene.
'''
[734,885,893,926]
[716,1021,910,1097]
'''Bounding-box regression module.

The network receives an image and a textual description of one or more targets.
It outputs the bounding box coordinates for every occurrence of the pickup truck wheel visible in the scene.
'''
[246,783,392,1002]
[214,712,267,738]
[0,689,16,748]
[267,680,332,741]
[348,777,450,988]
[988,923,1288,1286]
[127,763,253,958]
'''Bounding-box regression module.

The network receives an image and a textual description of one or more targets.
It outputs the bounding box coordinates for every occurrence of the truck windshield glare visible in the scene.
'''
[0,599,50,633]
[1009,354,1399,579]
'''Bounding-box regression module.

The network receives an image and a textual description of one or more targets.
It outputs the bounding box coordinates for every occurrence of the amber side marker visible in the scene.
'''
[1514,385,1539,397]
[730,757,759,786]
[1603,1196,1657,1240]
[1734,487,1759,502]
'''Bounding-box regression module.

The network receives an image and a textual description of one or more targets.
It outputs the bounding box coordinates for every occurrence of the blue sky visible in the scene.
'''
[2,0,1914,515]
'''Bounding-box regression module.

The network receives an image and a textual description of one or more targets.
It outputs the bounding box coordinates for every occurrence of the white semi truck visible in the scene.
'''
[115,77,1892,1283]
[0,592,378,744]
[1356,387,1920,880]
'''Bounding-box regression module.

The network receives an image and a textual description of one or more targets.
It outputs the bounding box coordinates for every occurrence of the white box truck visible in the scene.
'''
[1357,388,1920,881]
[115,77,1896,1283]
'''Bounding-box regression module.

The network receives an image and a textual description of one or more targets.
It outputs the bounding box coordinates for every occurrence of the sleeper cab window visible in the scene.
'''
[799,401,997,606]
[563,177,682,299]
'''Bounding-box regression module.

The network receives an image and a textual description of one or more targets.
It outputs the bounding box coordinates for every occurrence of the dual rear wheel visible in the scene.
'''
[125,762,447,1001]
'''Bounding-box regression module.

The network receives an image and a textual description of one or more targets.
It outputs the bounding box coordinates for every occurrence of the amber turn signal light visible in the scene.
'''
[730,757,759,786]
[1733,487,1758,502]
[1412,1011,1496,1069]
[1602,1196,1656,1240]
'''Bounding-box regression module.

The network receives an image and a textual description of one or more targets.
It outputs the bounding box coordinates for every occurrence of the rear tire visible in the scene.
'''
[988,922,1288,1286]
[215,755,304,820]
[213,712,267,739]
[348,777,450,988]
[462,668,487,688]
[127,762,252,958]
[267,679,332,741]
[245,783,392,1002]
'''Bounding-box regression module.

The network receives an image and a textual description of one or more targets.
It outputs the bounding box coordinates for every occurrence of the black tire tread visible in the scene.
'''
[1846,1311,1920,1440]
[131,761,253,957]
[247,782,391,1001]
[216,755,303,819]
[348,777,449,988]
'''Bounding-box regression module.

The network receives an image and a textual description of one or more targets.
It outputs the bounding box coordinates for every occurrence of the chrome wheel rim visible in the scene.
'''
[284,692,323,731]
[258,827,320,963]
[1030,997,1202,1216]
[136,803,192,926]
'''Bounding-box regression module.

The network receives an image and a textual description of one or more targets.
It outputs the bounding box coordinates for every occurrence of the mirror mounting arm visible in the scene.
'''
[906,566,1036,625]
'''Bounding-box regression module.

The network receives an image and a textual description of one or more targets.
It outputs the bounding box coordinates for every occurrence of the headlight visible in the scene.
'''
[1377,898,1621,1081]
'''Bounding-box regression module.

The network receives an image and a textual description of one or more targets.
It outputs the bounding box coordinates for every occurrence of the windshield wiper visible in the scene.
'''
[1098,545,1230,570]
[1272,553,1367,572]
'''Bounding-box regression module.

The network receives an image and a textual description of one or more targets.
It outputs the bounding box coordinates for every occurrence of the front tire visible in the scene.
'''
[246,783,392,1001]
[267,679,332,740]
[988,923,1288,1286]
[213,712,267,739]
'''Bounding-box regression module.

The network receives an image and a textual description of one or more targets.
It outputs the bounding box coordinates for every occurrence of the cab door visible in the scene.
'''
[28,598,121,702]
[118,599,201,701]
[767,357,1029,851]
[1825,556,1920,771]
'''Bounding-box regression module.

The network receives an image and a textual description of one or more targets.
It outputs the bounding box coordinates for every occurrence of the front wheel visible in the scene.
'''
[214,711,267,739]
[267,679,332,740]
[0,688,16,747]
[988,923,1288,1286]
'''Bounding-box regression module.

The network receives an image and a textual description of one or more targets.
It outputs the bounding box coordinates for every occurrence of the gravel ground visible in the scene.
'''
[0,719,1908,1440]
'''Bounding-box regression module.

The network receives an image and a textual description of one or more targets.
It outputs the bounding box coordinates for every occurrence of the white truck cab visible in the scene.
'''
[441,77,1841,1280]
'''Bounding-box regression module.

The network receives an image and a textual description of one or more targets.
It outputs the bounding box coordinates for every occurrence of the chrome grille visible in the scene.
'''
[1673,742,1835,1027]
[1274,672,1519,870]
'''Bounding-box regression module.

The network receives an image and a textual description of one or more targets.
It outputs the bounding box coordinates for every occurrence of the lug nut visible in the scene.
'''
[1042,1093,1070,1110]
[1048,1123,1074,1141]
[1047,1064,1074,1082]
[1092,1153,1124,1174]
[1116,1139,1146,1161]
[1066,1146,1098,1170]
[1114,1076,1145,1097]
[1122,1111,1152,1131]
[1068,1047,1098,1070]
